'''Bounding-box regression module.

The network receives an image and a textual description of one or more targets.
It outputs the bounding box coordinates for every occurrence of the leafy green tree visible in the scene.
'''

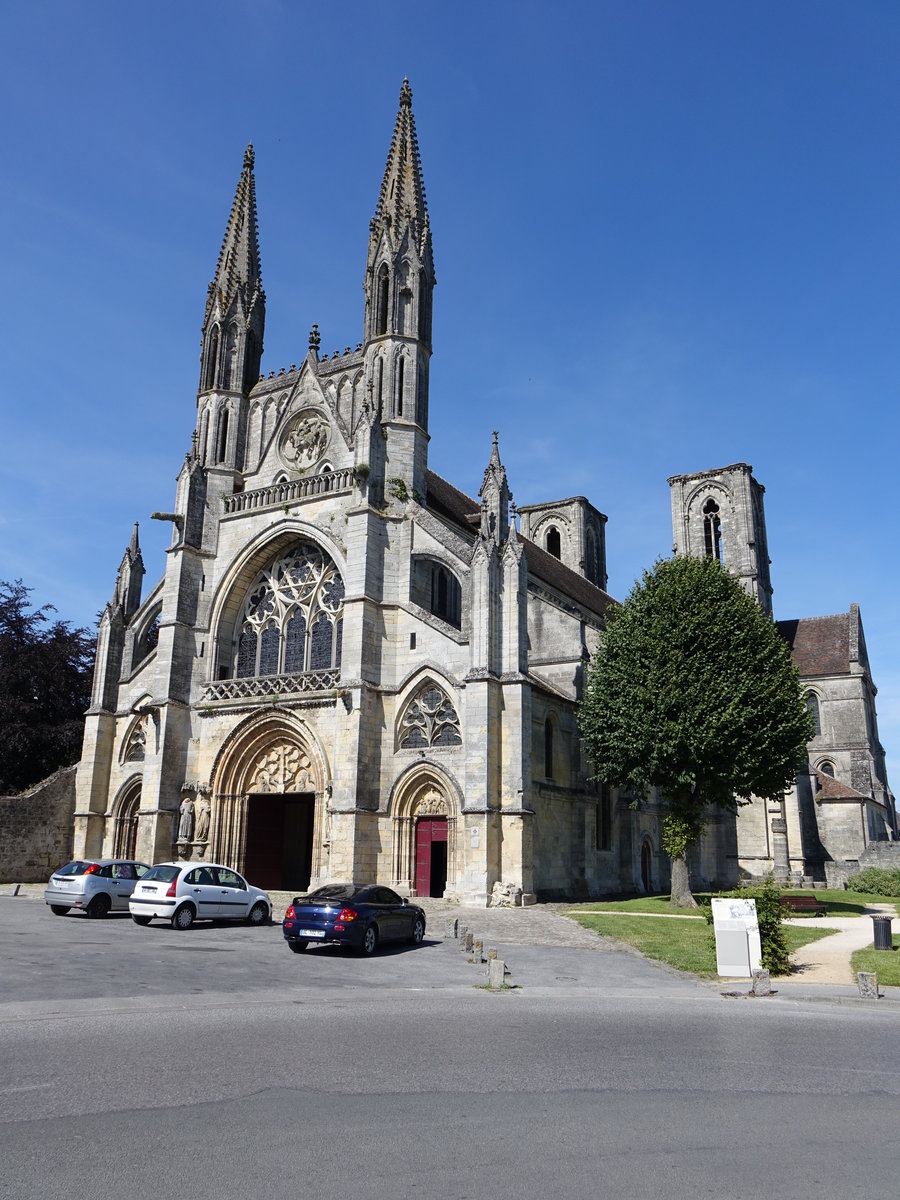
[578,556,813,907]
[0,580,94,794]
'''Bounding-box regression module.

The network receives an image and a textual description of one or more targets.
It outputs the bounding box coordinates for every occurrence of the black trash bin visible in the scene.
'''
[872,915,893,951]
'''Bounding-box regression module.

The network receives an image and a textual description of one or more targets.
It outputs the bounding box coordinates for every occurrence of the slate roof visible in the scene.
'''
[777,613,849,676]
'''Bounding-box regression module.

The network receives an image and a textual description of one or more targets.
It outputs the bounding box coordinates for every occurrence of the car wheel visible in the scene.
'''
[172,904,195,930]
[131,914,152,926]
[288,940,308,954]
[410,916,425,945]
[86,894,111,919]
[50,905,70,916]
[362,924,378,956]
[247,902,268,926]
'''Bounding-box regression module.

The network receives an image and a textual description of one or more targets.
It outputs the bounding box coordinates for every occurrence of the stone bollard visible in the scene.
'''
[473,938,484,962]
[464,930,474,954]
[857,971,879,999]
[487,947,497,961]
[750,969,771,996]
[8,884,21,897]
[457,925,468,950]
[445,917,459,939]
[488,958,506,988]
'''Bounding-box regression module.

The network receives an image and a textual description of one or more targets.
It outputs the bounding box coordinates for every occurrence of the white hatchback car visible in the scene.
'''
[129,862,271,930]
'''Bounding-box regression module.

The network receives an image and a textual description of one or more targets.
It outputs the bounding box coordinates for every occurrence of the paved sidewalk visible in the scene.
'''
[783,903,896,984]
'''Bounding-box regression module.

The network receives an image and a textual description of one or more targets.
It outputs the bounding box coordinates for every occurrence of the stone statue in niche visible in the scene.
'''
[194,794,210,842]
[177,796,194,842]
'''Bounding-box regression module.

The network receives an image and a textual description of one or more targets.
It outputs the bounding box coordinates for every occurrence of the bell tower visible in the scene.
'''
[363,79,434,501]
[668,462,773,616]
[196,144,265,472]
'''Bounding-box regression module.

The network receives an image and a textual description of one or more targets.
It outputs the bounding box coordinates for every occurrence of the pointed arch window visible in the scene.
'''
[205,326,220,390]
[399,684,462,749]
[702,497,723,563]
[376,265,389,335]
[544,718,554,779]
[395,356,405,417]
[806,692,821,737]
[234,542,344,678]
[215,407,229,464]
[546,526,561,560]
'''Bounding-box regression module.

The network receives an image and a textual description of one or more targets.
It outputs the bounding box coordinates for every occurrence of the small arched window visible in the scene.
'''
[819,761,835,778]
[806,693,821,737]
[429,564,461,628]
[544,718,554,779]
[546,526,561,560]
[703,497,723,563]
[215,407,229,464]
[375,356,384,412]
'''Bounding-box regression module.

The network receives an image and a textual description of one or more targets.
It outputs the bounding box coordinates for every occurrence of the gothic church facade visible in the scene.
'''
[73,83,893,902]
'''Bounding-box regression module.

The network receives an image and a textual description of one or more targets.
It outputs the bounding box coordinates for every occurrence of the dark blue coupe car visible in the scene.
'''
[283,884,426,955]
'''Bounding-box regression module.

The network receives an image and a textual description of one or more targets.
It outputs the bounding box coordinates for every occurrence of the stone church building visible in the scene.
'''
[72,82,894,902]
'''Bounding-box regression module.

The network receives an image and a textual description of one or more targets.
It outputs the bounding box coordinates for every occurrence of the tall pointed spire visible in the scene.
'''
[370,79,431,264]
[204,143,263,327]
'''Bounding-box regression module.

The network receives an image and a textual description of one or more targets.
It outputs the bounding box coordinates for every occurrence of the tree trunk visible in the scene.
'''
[669,850,698,909]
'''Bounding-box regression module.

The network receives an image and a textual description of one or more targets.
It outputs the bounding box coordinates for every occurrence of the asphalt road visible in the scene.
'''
[2,898,898,1200]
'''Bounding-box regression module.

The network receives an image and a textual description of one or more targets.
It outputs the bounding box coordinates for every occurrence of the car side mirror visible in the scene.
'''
[401,898,408,906]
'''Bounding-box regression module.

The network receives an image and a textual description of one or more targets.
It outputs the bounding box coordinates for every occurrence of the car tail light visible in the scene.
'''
[84,863,101,874]
[336,908,358,923]
[166,879,178,897]
[285,905,296,920]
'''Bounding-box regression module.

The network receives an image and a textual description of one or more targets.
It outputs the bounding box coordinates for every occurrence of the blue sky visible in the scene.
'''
[2,2,898,780]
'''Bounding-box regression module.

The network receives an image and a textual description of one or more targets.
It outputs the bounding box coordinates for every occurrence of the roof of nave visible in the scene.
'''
[777,613,850,677]
[425,469,616,621]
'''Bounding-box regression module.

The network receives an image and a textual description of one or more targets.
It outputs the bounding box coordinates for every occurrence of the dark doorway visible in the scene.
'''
[415,817,448,898]
[244,793,314,891]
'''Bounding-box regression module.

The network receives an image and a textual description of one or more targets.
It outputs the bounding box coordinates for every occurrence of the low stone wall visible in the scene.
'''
[0,767,76,883]
[823,840,900,889]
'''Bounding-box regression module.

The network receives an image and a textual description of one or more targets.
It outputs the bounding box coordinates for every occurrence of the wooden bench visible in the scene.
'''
[779,894,828,917]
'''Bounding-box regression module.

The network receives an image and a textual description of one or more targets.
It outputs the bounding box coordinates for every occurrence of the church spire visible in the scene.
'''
[369,79,431,266]
[198,144,265,401]
[479,431,512,545]
[364,81,435,503]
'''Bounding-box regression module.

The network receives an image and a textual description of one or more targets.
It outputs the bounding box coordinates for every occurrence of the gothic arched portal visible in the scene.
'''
[388,769,460,898]
[209,715,328,893]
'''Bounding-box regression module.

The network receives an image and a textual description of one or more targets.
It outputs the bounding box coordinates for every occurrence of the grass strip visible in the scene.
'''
[570,911,833,977]
[851,935,900,987]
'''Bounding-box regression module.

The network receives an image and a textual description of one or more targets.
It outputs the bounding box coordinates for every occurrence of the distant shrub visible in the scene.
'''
[846,867,900,897]
[706,878,790,975]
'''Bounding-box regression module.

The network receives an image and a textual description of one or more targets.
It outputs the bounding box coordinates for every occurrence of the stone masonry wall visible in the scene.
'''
[0,766,76,883]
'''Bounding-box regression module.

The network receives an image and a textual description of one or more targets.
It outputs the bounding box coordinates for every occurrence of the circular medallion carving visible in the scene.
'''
[279,411,330,471]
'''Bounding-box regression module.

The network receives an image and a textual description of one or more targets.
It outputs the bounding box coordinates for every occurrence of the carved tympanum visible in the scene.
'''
[248,743,313,794]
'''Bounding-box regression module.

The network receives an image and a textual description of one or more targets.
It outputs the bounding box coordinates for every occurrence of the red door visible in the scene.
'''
[415,818,448,897]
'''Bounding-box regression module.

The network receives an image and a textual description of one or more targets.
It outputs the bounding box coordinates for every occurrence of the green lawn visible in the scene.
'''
[851,935,900,987]
[568,910,833,977]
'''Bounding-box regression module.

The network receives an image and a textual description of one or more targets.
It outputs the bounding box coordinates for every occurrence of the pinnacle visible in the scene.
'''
[370,79,430,258]
[205,143,263,325]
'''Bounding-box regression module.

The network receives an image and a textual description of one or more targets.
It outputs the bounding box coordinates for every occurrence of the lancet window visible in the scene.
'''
[234,543,344,678]
[399,684,462,749]
[702,497,723,563]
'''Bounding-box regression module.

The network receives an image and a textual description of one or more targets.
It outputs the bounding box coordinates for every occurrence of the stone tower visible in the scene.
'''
[196,144,265,475]
[363,78,434,502]
[668,462,773,615]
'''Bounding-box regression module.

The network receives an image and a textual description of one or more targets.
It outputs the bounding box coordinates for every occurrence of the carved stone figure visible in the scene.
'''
[177,796,194,842]
[280,412,329,471]
[194,794,210,842]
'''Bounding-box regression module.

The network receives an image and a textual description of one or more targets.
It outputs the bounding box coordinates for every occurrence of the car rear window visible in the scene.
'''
[302,884,359,903]
[55,861,96,876]
[142,865,181,883]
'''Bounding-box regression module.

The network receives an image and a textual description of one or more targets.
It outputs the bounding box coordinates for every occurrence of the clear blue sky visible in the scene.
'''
[2,2,897,780]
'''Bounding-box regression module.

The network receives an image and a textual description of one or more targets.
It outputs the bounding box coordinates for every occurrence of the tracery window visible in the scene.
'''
[702,497,723,563]
[399,684,462,749]
[234,542,344,678]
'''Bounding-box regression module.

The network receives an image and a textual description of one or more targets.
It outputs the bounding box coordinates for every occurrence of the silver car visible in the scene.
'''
[45,859,151,918]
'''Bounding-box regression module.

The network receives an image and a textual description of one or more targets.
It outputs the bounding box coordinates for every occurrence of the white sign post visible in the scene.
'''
[711,897,762,978]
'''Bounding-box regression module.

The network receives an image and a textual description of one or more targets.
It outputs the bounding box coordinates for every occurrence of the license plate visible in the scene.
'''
[299,928,325,938]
